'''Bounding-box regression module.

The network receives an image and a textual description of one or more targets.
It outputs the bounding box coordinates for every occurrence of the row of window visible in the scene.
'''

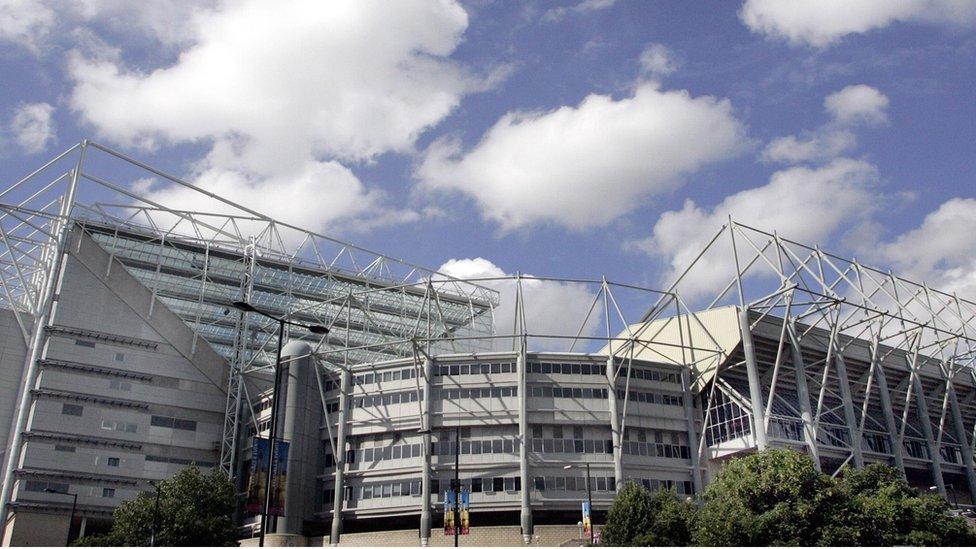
[621,441,691,460]
[145,455,215,468]
[150,415,198,431]
[533,475,617,492]
[530,386,609,400]
[527,362,603,376]
[431,387,518,401]
[530,438,612,455]
[616,389,684,407]
[352,368,417,387]
[434,362,516,377]
[24,480,115,498]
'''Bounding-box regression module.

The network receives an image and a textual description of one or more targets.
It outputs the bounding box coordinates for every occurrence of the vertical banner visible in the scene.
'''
[443,490,456,535]
[270,440,289,516]
[460,489,470,535]
[582,501,592,534]
[245,438,289,515]
[245,438,269,512]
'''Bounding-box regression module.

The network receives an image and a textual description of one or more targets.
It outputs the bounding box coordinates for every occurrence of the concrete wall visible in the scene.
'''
[0,309,28,471]
[240,524,589,547]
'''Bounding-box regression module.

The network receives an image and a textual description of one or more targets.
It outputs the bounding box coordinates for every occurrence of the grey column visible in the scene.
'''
[329,366,351,545]
[872,360,906,475]
[908,358,946,496]
[278,341,319,535]
[787,325,820,470]
[680,367,703,495]
[606,355,624,490]
[738,308,769,450]
[518,348,533,543]
[419,357,433,546]
[833,351,865,469]
[946,382,976,501]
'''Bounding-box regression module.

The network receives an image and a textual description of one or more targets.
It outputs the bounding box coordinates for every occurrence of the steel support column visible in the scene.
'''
[680,367,703,494]
[329,367,351,546]
[787,324,820,470]
[606,355,625,490]
[908,357,947,496]
[833,351,865,468]
[946,382,976,501]
[872,359,906,475]
[419,356,433,546]
[518,347,532,543]
[738,307,769,450]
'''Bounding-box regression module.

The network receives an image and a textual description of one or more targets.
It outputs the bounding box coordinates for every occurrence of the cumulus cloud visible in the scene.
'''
[0,0,53,53]
[543,0,616,23]
[762,84,887,164]
[824,84,890,126]
[8,102,56,154]
[740,0,976,47]
[878,198,976,300]
[638,43,679,79]
[630,158,880,299]
[437,257,602,350]
[418,82,747,231]
[62,0,496,234]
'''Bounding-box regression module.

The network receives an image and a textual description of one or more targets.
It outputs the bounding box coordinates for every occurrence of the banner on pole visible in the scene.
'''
[582,501,592,534]
[443,490,456,535]
[460,489,470,535]
[245,438,289,515]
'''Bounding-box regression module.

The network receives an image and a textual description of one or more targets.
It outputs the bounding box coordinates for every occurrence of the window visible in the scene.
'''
[493,477,504,492]
[534,476,545,491]
[106,457,120,467]
[74,339,96,348]
[504,477,515,492]
[102,488,115,498]
[110,380,132,391]
[54,444,75,452]
[61,404,83,416]
[471,478,482,493]
[151,415,175,428]
[114,352,125,362]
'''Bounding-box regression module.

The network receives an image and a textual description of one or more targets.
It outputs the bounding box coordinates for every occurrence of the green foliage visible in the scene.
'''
[692,448,849,546]
[602,449,976,546]
[601,482,695,546]
[602,482,654,546]
[73,466,239,547]
[838,464,976,546]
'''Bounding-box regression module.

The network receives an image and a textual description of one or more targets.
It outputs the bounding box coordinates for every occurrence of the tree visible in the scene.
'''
[73,466,239,547]
[601,482,695,546]
[692,448,850,546]
[839,464,976,546]
[632,489,695,547]
[602,482,654,546]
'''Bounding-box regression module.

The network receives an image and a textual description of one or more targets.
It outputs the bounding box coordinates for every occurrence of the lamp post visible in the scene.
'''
[232,301,329,547]
[44,488,77,546]
[148,480,161,547]
[930,484,959,510]
[564,464,594,545]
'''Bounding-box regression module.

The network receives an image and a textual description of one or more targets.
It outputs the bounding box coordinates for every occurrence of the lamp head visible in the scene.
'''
[308,325,330,335]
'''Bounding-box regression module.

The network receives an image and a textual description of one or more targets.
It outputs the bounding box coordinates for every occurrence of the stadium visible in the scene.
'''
[0,141,974,546]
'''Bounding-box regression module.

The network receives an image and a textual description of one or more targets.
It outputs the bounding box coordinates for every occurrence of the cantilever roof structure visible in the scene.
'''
[0,140,499,476]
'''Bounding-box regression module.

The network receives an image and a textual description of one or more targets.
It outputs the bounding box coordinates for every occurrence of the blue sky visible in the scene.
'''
[1,0,975,316]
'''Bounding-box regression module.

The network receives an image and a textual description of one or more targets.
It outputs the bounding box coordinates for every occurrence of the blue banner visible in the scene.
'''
[246,438,289,515]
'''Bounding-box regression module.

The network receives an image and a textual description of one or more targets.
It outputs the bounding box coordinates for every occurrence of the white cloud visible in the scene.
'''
[631,158,880,299]
[824,84,890,126]
[740,0,976,47]
[8,102,56,154]
[437,257,602,350]
[638,43,679,79]
[62,0,495,234]
[418,82,747,231]
[878,197,976,300]
[762,85,887,164]
[761,130,857,164]
[543,0,616,23]
[0,0,53,53]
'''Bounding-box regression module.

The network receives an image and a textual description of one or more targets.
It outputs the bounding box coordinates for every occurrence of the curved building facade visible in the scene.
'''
[243,347,700,545]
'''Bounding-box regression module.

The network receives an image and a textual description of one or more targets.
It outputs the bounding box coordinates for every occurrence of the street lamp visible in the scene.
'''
[232,301,329,547]
[564,464,594,545]
[44,488,77,546]
[148,480,162,547]
[930,484,959,510]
